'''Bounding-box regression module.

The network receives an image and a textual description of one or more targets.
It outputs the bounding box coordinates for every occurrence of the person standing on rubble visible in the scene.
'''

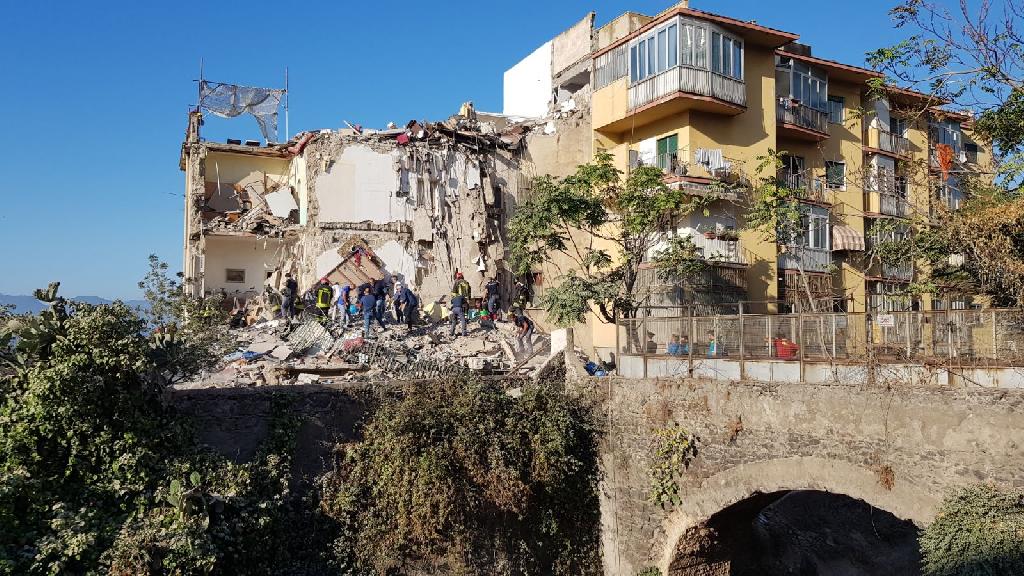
[396,285,419,330]
[483,276,500,322]
[514,312,534,355]
[449,293,468,338]
[372,277,390,325]
[512,278,529,311]
[282,273,298,320]
[330,280,343,321]
[452,271,471,300]
[359,286,385,337]
[392,282,405,324]
[314,278,333,323]
[340,283,353,328]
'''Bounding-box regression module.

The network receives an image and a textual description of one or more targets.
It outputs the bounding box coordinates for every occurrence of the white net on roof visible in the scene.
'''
[199,80,284,142]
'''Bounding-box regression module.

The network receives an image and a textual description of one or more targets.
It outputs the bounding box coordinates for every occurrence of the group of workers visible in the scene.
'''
[278,270,535,353]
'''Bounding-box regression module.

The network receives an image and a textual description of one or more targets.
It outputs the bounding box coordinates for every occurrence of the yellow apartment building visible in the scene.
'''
[505,1,991,357]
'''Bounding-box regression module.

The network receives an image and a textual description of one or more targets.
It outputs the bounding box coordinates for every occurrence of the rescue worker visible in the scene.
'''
[396,285,419,330]
[514,312,534,354]
[392,282,405,323]
[359,286,385,336]
[330,280,343,320]
[449,293,468,337]
[281,273,298,320]
[372,277,390,325]
[314,277,333,323]
[512,278,528,311]
[451,271,471,299]
[483,276,500,322]
[339,284,353,328]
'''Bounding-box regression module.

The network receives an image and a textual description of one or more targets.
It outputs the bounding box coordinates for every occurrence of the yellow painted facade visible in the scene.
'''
[578,4,990,354]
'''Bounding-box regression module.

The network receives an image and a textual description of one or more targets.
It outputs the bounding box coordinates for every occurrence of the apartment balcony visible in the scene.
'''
[597,66,746,134]
[864,127,911,158]
[655,151,747,200]
[688,231,747,265]
[881,261,914,281]
[777,100,829,142]
[778,245,832,273]
[778,173,828,204]
[864,175,910,217]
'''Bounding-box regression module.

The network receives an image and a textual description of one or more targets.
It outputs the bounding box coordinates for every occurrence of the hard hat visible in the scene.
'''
[455,271,464,279]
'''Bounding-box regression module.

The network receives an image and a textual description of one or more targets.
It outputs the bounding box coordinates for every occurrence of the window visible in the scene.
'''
[638,40,646,80]
[667,24,678,68]
[226,269,245,283]
[825,161,845,189]
[710,32,742,80]
[630,45,638,83]
[656,134,679,172]
[891,117,907,136]
[793,205,829,250]
[659,29,667,72]
[786,60,828,111]
[827,96,844,123]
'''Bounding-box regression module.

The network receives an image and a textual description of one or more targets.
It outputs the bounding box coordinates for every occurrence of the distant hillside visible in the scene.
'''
[0,294,149,315]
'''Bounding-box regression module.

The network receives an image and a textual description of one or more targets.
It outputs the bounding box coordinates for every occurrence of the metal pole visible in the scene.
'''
[906,312,913,361]
[831,314,837,359]
[284,66,289,143]
[688,315,695,377]
[738,301,746,379]
[198,58,204,112]
[992,309,998,364]
[798,312,805,381]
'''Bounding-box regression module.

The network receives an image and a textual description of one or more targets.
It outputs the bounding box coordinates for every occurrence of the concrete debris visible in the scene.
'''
[175,307,552,390]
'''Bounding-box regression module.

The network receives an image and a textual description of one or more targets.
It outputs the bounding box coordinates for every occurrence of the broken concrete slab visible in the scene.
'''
[287,320,335,355]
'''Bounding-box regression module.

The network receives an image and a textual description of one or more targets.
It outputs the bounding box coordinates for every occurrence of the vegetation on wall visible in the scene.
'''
[321,376,603,576]
[919,484,1024,576]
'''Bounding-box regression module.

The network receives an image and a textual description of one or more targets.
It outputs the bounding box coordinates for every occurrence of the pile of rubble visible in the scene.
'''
[176,313,552,390]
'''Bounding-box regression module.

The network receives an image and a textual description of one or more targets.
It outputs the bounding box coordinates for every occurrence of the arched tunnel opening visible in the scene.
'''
[667,490,922,576]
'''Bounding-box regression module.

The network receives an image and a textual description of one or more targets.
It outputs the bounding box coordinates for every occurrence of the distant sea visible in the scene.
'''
[0,294,149,315]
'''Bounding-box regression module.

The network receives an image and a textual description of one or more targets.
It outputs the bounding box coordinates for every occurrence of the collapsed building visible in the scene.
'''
[180,110,544,308]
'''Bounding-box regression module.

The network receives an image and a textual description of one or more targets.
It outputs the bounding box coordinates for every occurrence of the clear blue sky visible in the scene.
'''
[0,0,905,299]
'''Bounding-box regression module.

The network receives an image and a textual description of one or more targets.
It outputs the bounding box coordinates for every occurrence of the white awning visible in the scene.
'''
[832,225,865,251]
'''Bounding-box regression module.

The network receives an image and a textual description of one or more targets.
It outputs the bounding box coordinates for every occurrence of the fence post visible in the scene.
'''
[906,312,913,361]
[797,312,805,382]
[688,315,695,377]
[992,309,998,365]
[831,314,837,360]
[739,301,746,380]
[641,315,648,379]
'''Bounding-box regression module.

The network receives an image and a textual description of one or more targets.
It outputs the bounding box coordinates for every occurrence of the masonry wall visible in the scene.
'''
[573,371,1024,575]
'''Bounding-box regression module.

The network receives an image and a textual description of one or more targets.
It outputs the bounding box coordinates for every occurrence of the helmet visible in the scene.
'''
[455,271,464,279]
[320,277,329,284]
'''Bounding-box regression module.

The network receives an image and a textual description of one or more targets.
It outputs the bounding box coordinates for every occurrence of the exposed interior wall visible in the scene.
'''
[203,235,288,297]
[503,40,553,118]
[314,144,410,224]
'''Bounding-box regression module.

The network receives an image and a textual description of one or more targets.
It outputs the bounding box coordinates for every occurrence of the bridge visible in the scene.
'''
[573,364,1024,575]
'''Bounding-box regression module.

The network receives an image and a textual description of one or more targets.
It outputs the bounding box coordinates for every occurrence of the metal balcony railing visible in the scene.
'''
[689,232,746,265]
[778,245,832,273]
[779,173,827,203]
[777,100,829,134]
[877,129,911,157]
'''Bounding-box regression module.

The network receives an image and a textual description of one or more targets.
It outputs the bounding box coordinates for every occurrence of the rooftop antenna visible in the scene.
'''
[198,58,204,113]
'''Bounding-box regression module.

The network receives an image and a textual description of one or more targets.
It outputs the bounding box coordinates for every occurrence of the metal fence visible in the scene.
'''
[618,308,1024,368]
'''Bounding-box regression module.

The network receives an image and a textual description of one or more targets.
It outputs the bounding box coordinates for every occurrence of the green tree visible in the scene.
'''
[508,153,709,328]
[139,254,231,386]
[919,484,1024,575]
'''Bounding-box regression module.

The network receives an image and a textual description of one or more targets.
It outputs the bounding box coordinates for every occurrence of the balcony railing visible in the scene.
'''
[882,261,914,281]
[880,194,910,218]
[689,232,746,265]
[777,100,829,135]
[629,66,746,111]
[779,173,827,203]
[778,245,832,273]
[876,129,911,157]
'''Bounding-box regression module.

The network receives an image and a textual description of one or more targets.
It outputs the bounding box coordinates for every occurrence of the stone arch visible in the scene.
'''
[658,455,939,575]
